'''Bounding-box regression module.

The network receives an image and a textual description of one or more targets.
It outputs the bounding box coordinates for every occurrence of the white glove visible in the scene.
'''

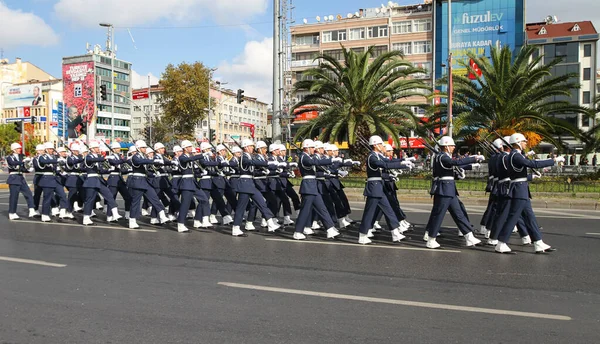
[171,159,179,166]
[201,170,209,176]
[109,166,116,171]
[554,156,565,163]
[332,157,343,162]
[474,155,486,162]
[352,161,361,166]
[338,170,349,177]
[263,169,270,175]
[106,155,116,160]
[23,157,31,163]
[267,160,278,166]
[532,173,541,180]
[405,157,416,162]
[289,171,295,178]
[220,160,229,166]
[288,162,298,168]
[28,167,34,173]
[471,163,481,169]
[278,162,287,167]
[343,159,353,164]
[57,157,67,164]
[526,150,536,157]
[400,160,412,166]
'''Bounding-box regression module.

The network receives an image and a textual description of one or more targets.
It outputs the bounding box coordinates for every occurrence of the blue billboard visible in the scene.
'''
[434,0,525,79]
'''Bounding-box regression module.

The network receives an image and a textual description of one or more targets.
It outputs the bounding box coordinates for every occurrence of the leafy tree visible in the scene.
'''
[158,62,211,140]
[444,45,584,148]
[292,46,430,156]
[580,94,600,154]
[0,124,21,156]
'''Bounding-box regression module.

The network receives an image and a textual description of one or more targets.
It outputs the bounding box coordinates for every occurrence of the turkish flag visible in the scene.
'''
[250,124,255,138]
[23,107,31,117]
[468,59,482,80]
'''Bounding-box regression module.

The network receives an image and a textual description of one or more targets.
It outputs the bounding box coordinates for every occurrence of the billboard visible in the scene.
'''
[3,83,44,108]
[62,62,96,139]
[434,0,525,78]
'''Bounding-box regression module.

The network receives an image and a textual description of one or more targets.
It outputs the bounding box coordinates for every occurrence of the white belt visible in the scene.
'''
[181,175,195,179]
[69,172,81,176]
[498,177,510,183]
[154,173,165,177]
[132,173,146,177]
[230,175,240,178]
[438,176,455,181]
[303,175,316,179]
[367,177,382,181]
[110,172,121,176]
[172,175,182,178]
[240,175,253,179]
[87,174,100,177]
[9,172,22,175]
[201,176,211,180]
[254,176,266,180]
[41,172,55,176]
[317,177,325,180]
[510,177,528,183]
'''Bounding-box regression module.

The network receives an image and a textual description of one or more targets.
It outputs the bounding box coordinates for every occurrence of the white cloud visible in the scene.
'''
[217,37,273,103]
[0,2,59,47]
[131,70,160,89]
[526,1,600,28]
[53,0,268,28]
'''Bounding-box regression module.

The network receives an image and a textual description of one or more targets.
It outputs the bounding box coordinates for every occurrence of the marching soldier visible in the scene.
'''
[81,142,121,225]
[64,143,84,214]
[424,136,484,249]
[210,144,235,224]
[279,145,301,212]
[176,140,211,232]
[31,144,46,214]
[6,142,36,220]
[37,142,68,222]
[495,133,562,254]
[106,142,132,219]
[358,136,412,245]
[153,142,179,222]
[293,139,340,240]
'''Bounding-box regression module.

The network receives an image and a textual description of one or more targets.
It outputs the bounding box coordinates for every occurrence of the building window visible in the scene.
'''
[367,25,388,38]
[413,19,432,32]
[555,43,567,57]
[413,62,432,78]
[348,27,365,40]
[323,49,344,61]
[371,46,388,58]
[583,91,591,104]
[583,68,591,81]
[392,42,412,55]
[322,30,346,43]
[74,84,82,97]
[413,40,432,54]
[134,106,141,111]
[392,21,412,34]
[584,44,592,57]
[293,35,319,46]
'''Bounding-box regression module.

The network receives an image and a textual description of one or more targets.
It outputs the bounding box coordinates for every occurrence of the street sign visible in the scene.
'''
[4,117,46,123]
[133,90,149,100]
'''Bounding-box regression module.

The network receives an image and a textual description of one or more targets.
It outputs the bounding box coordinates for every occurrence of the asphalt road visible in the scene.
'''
[0,189,599,344]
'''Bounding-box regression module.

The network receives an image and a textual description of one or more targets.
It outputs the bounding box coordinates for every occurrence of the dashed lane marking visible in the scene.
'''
[0,255,66,268]
[218,282,572,321]
[264,238,461,253]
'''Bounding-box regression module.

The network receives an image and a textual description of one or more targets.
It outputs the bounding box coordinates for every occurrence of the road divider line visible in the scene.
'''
[218,282,572,321]
[586,233,600,236]
[265,238,461,253]
[11,219,157,233]
[0,255,66,267]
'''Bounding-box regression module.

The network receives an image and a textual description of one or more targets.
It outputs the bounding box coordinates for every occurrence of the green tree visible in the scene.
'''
[158,62,211,140]
[0,124,21,156]
[446,45,584,147]
[292,46,430,156]
[580,94,600,154]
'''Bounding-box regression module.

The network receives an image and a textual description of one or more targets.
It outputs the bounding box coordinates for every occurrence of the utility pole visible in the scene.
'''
[148,74,152,145]
[447,0,453,138]
[272,0,282,141]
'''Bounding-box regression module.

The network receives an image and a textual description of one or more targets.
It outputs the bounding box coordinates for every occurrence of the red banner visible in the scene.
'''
[62,61,96,139]
[399,137,426,149]
[293,105,319,122]
[132,90,149,100]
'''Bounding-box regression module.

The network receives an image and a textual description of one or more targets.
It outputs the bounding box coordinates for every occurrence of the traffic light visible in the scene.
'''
[100,84,108,101]
[31,116,36,125]
[209,129,216,142]
[236,89,244,104]
[144,127,151,140]
[14,121,22,134]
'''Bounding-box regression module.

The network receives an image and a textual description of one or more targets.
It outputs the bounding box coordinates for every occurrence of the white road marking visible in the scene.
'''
[0,255,66,268]
[10,219,157,233]
[218,282,572,321]
[586,233,600,236]
[265,238,461,253]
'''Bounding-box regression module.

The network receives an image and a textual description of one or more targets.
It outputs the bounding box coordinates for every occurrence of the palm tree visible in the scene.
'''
[580,94,600,154]
[445,44,584,147]
[292,46,430,154]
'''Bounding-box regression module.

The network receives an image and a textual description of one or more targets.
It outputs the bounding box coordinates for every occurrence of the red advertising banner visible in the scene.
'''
[293,105,319,122]
[62,62,96,139]
[399,137,426,149]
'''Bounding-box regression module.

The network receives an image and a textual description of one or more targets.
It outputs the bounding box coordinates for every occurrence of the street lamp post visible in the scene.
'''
[100,23,115,141]
[447,0,454,138]
[207,68,218,142]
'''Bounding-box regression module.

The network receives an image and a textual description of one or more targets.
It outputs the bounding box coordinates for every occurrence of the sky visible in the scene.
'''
[1,0,599,103]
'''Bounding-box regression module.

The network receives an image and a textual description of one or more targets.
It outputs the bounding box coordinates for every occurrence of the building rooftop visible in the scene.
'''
[526,21,597,40]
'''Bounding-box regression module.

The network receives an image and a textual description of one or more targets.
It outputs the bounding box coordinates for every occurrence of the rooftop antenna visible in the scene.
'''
[316,15,321,22]
[303,18,308,24]
[328,15,334,21]
[127,28,138,49]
